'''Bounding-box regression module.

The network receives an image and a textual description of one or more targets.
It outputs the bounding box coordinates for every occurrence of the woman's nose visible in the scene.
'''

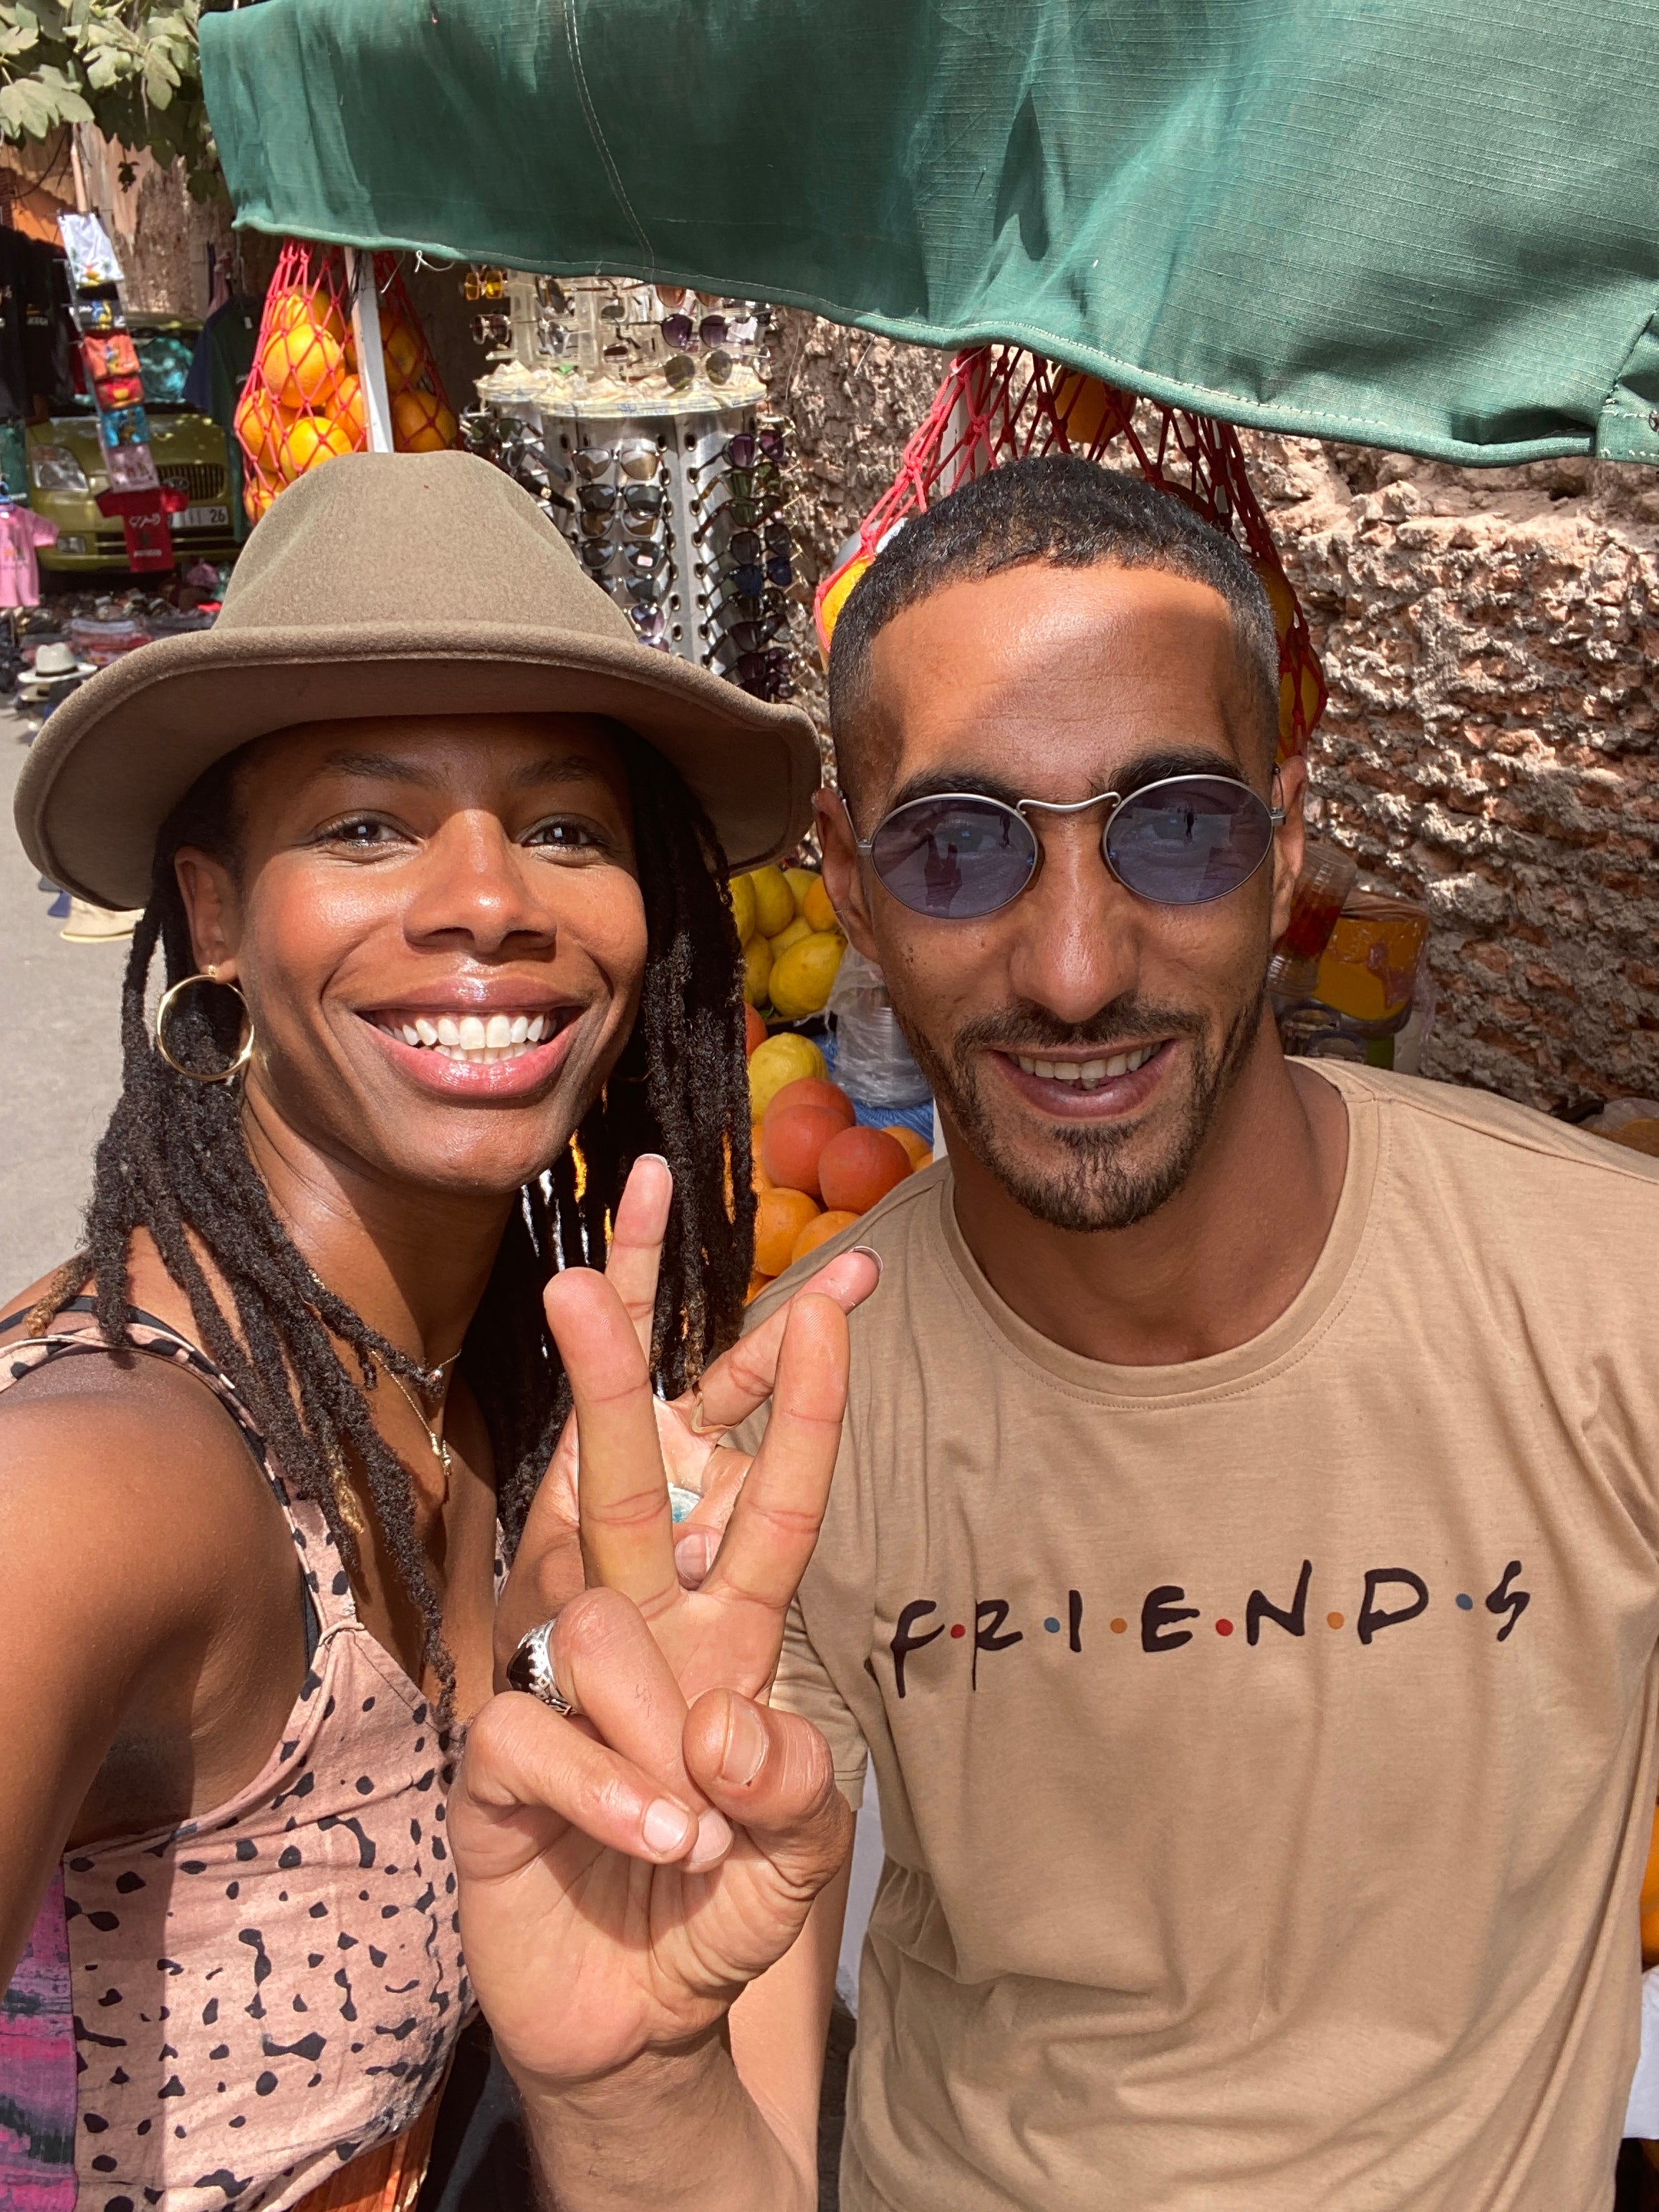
[403,816,557,953]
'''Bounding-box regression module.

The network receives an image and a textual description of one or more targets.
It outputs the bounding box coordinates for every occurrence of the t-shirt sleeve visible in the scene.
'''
[771,1592,870,1811]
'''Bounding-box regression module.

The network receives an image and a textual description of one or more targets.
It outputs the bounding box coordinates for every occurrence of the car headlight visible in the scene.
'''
[30,443,90,494]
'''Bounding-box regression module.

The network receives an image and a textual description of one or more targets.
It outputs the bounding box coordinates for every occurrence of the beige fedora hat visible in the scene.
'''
[16,449,821,908]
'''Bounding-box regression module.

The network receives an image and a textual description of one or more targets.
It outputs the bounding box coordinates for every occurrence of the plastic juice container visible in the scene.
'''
[1266,837,1359,999]
[1314,888,1429,1022]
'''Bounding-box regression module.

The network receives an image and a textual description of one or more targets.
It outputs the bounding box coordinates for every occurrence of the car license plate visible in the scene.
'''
[172,503,229,531]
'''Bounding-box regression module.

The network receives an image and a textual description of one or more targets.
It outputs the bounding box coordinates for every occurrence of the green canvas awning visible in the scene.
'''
[201,0,1659,468]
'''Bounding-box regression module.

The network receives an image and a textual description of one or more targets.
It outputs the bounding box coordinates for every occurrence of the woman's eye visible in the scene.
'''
[528,819,607,853]
[320,817,405,850]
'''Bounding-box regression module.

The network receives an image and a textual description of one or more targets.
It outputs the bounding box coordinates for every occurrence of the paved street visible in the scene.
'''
[1,704,127,1294]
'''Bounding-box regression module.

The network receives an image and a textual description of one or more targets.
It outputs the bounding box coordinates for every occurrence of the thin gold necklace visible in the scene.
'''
[378,1357,454,1480]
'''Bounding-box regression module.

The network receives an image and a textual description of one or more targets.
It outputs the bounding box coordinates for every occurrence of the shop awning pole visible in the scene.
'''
[345,247,394,454]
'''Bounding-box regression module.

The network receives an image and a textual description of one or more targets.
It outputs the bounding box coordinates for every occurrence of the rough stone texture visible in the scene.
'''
[766,312,1659,1111]
[1243,436,1659,1110]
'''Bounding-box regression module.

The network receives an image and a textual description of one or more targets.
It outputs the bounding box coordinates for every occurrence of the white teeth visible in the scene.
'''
[1016,1043,1159,1087]
[376,1008,559,1064]
[458,1014,487,1049]
[485,1013,513,1047]
[527,1014,546,1042]
[401,1024,420,1047]
[509,1014,529,1044]
[437,1015,461,1047]
[415,1016,438,1046]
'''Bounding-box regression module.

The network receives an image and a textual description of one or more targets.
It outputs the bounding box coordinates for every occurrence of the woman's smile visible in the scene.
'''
[358,999,583,1096]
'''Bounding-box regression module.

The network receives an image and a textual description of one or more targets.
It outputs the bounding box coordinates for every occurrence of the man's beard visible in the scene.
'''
[901,983,1266,1233]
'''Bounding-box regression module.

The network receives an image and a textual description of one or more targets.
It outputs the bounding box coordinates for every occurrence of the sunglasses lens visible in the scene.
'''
[764,521,792,553]
[869,797,1039,920]
[664,352,696,388]
[757,428,786,463]
[1105,778,1274,904]
[579,484,617,512]
[725,433,756,469]
[629,604,667,645]
[766,556,793,588]
[574,448,611,479]
[616,440,660,479]
[622,484,664,514]
[662,314,693,350]
[731,564,765,598]
[699,315,728,346]
[728,530,761,564]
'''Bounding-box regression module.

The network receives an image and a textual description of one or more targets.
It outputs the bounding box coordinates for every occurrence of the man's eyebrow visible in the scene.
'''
[878,744,1249,817]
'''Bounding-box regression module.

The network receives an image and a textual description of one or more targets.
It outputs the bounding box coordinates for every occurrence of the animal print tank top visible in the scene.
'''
[0,1300,473,2212]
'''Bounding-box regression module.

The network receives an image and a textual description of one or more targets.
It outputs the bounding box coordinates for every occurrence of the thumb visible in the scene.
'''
[683,1689,853,1893]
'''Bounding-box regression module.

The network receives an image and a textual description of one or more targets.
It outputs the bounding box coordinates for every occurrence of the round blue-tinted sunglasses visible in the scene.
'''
[855,773,1284,920]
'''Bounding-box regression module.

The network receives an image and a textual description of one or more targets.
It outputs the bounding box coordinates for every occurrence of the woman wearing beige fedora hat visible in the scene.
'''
[0,451,872,2212]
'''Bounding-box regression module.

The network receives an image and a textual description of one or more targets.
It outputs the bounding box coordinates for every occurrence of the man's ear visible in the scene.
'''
[813,786,880,963]
[1267,751,1309,945]
[173,847,245,981]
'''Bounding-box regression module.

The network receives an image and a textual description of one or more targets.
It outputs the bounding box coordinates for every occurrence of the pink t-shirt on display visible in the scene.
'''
[0,502,59,606]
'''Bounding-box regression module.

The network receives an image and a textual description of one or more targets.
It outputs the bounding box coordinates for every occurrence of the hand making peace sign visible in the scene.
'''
[451,1157,876,2093]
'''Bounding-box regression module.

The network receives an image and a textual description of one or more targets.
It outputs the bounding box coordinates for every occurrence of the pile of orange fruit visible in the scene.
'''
[235,282,458,523]
[744,1029,931,1298]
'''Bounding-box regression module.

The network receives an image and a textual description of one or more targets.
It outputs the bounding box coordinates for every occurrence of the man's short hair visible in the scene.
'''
[827,454,1281,809]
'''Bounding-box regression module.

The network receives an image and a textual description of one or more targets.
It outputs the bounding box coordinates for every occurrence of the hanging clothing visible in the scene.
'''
[184,294,261,539]
[0,1298,472,2212]
[0,501,58,605]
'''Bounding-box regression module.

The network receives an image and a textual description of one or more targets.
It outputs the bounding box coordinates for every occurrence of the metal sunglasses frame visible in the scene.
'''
[852,771,1286,915]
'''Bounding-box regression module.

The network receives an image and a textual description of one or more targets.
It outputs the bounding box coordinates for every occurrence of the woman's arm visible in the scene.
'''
[0,1354,305,1984]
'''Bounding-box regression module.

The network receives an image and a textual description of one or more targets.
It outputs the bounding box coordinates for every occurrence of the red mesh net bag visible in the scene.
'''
[814,346,1326,760]
[234,241,458,524]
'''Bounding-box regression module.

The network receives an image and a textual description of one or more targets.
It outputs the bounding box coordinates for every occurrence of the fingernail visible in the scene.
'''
[720,1698,768,1788]
[686,1809,733,1871]
[852,1246,883,1281]
[638,1153,669,1170]
[643,1798,696,1856]
[675,1530,718,1589]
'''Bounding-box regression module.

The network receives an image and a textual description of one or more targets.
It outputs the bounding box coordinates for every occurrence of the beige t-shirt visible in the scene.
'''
[742,1064,1659,2212]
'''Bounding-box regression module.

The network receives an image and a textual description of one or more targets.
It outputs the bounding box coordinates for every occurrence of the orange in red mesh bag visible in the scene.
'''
[235,242,458,523]
[814,347,1325,762]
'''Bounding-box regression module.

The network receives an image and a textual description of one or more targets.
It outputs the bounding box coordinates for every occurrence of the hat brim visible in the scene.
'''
[16,620,822,908]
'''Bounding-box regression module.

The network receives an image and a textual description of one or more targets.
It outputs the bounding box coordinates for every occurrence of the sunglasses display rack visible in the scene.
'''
[466,276,795,703]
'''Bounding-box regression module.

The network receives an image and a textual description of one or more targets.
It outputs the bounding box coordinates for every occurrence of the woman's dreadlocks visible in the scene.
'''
[30,728,756,1716]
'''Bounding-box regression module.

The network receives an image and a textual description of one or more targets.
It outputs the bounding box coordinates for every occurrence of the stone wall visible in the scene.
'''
[767,311,1659,1112]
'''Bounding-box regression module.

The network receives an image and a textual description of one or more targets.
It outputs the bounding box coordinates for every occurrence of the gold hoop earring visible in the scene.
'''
[155,966,256,1083]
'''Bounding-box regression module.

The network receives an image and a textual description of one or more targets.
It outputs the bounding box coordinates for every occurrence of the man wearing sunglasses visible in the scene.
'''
[456,457,1659,2212]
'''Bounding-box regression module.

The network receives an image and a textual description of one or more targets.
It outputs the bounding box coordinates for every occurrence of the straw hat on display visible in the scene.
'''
[15,451,820,908]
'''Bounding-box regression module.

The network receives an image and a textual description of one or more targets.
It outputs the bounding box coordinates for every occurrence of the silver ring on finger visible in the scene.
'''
[506,1618,580,1718]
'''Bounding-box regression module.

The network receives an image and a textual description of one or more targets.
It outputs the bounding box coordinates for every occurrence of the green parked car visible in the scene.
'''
[29,314,240,574]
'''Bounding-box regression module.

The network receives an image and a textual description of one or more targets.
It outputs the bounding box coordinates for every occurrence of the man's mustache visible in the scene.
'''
[954,1000,1207,1057]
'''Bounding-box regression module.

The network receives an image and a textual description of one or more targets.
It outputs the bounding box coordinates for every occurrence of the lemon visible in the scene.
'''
[769,931,846,1020]
[748,1031,827,1117]
[768,915,812,958]
[728,872,756,945]
[802,875,839,933]
[784,867,817,919]
[741,935,773,1008]
[749,864,795,939]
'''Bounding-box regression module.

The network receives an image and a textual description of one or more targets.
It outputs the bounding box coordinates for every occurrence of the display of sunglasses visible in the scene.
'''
[629,604,668,646]
[690,427,786,476]
[574,439,662,482]
[619,543,673,577]
[578,482,665,516]
[471,312,511,348]
[463,266,505,300]
[624,569,673,604]
[703,348,734,385]
[663,352,696,389]
[855,774,1284,920]
[727,562,766,600]
[662,312,728,351]
[721,613,784,652]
